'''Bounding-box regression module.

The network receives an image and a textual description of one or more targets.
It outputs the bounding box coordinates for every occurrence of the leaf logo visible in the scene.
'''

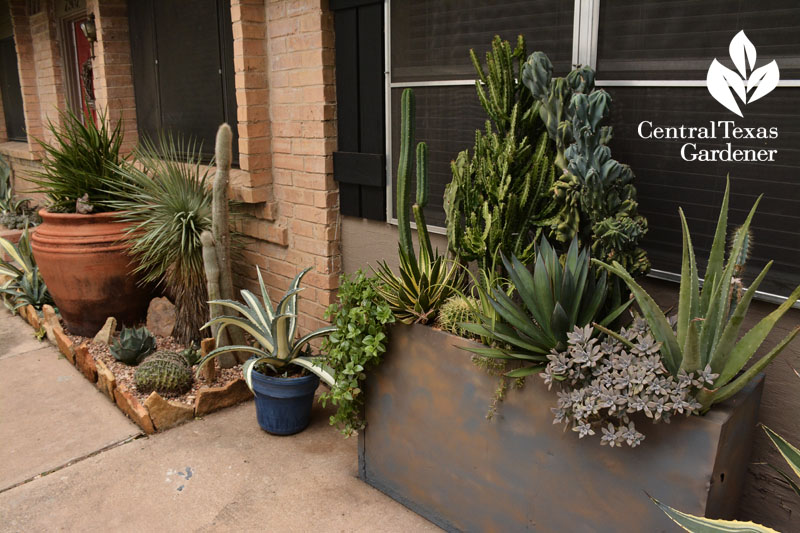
[706,31,780,117]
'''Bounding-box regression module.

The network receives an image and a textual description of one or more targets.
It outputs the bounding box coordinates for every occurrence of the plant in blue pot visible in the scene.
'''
[196,266,335,435]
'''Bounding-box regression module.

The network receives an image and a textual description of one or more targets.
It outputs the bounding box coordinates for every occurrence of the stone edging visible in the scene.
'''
[19,304,253,434]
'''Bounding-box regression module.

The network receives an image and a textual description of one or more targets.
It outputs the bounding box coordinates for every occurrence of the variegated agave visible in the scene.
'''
[196,267,336,389]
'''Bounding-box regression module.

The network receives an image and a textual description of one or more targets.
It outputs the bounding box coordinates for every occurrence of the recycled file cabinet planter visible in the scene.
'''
[359,323,764,533]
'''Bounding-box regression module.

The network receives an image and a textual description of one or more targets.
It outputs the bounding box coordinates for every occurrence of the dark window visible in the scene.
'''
[129,0,237,160]
[597,1,800,298]
[0,36,25,141]
[389,0,575,225]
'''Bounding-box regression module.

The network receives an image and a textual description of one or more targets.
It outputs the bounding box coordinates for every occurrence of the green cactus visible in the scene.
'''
[522,52,650,281]
[110,326,156,366]
[444,36,561,273]
[134,350,193,395]
[436,295,479,338]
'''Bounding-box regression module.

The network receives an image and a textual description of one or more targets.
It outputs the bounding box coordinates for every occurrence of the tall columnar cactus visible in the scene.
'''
[444,36,561,273]
[201,123,246,367]
[522,52,650,280]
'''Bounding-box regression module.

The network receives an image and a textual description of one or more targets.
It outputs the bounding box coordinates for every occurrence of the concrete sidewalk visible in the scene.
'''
[0,308,438,532]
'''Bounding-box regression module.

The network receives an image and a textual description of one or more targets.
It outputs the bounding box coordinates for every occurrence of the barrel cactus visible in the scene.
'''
[134,350,193,395]
[437,295,479,339]
[110,326,156,365]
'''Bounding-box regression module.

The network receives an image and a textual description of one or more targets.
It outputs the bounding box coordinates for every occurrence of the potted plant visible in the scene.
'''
[28,111,149,336]
[196,267,335,435]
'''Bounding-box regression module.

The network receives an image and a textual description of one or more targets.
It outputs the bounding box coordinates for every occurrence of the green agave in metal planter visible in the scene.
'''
[462,236,631,377]
[196,267,336,389]
[595,179,800,411]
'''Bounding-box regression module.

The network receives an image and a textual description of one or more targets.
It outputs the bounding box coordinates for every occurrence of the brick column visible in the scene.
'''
[9,0,43,152]
[29,2,68,145]
[88,0,137,152]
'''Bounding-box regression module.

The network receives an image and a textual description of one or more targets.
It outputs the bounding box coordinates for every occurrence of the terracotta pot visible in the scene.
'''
[31,209,149,336]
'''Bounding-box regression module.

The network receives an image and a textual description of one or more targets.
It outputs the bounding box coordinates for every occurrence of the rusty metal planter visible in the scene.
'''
[359,323,764,532]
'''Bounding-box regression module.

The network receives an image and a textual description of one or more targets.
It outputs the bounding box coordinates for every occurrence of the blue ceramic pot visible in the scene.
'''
[250,370,320,435]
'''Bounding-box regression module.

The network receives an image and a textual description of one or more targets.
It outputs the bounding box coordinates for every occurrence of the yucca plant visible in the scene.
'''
[0,229,52,312]
[29,110,125,213]
[462,236,631,377]
[105,134,215,343]
[595,179,800,411]
[196,267,337,389]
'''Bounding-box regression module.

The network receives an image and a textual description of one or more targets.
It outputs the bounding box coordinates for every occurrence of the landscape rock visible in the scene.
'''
[96,359,116,401]
[195,378,252,416]
[199,337,217,382]
[75,342,97,383]
[144,392,194,431]
[114,386,155,434]
[53,327,76,364]
[93,317,117,346]
[146,297,176,337]
[41,304,60,340]
[25,305,40,329]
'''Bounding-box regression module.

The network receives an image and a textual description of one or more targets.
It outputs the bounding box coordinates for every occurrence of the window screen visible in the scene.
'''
[0,36,25,141]
[597,0,800,80]
[389,0,575,223]
[129,0,237,160]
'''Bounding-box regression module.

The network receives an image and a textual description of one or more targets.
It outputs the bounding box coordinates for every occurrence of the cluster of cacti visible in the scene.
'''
[134,350,193,395]
[444,36,561,273]
[200,124,246,368]
[110,326,156,365]
[436,295,479,338]
[522,52,650,279]
[180,344,201,366]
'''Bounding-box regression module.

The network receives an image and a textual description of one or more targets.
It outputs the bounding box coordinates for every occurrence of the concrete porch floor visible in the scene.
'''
[0,308,439,532]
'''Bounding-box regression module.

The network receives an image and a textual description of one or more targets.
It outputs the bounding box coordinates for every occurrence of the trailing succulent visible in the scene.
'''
[320,270,395,436]
[374,88,463,324]
[444,36,561,273]
[110,326,157,365]
[134,350,193,395]
[522,51,650,280]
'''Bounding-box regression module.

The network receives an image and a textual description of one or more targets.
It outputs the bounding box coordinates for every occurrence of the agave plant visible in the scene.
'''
[461,236,630,377]
[105,134,216,343]
[595,179,800,411]
[29,110,125,213]
[0,229,52,312]
[196,267,337,389]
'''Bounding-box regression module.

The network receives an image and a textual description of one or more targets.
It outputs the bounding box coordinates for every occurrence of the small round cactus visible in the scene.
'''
[437,295,479,338]
[134,350,193,395]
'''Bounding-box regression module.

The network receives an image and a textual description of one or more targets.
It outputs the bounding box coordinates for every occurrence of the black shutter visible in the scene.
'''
[129,0,237,161]
[0,36,25,141]
[331,0,386,220]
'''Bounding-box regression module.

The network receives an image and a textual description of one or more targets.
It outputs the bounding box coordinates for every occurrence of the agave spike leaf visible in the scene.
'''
[680,319,702,374]
[763,426,800,483]
[711,327,800,406]
[504,366,545,378]
[205,314,273,351]
[207,298,262,327]
[286,267,312,340]
[677,208,700,349]
[594,259,682,373]
[0,237,30,277]
[291,356,336,387]
[290,326,337,358]
[458,345,521,360]
[271,312,295,360]
[651,495,778,533]
[489,288,553,346]
[707,261,772,375]
[240,290,271,331]
[699,179,731,312]
[255,267,275,321]
[596,298,633,327]
[765,463,800,498]
[196,345,276,376]
[502,252,546,329]
[530,249,555,326]
[593,322,637,350]
[714,285,800,388]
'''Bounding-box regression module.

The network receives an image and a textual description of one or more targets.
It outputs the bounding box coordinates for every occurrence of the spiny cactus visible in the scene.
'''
[134,350,193,395]
[201,124,246,368]
[110,326,156,365]
[444,36,561,273]
[437,295,479,338]
[522,52,650,280]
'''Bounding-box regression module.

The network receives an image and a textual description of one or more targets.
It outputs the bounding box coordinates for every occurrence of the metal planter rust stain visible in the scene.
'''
[359,323,764,533]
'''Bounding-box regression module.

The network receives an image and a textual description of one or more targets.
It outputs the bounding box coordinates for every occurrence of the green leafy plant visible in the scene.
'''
[196,267,337,389]
[0,229,52,312]
[444,35,560,273]
[374,88,463,324]
[319,270,394,436]
[595,179,800,411]
[106,134,216,344]
[110,326,157,365]
[462,236,630,377]
[29,110,125,213]
[134,350,193,395]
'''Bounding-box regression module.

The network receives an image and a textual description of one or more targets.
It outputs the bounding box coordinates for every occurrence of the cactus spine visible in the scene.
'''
[201,124,246,367]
